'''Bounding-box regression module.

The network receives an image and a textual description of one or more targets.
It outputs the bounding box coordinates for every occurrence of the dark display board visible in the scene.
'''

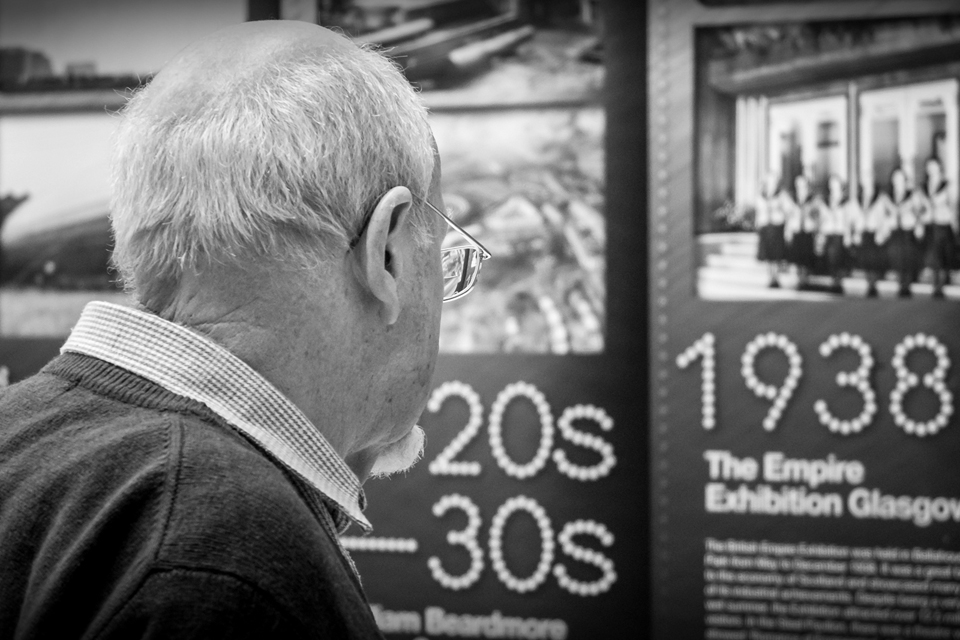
[0,1,649,638]
[350,355,644,639]
[337,2,650,637]
[650,1,960,638]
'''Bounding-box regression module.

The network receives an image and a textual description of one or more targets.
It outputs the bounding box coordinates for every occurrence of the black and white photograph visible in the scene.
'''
[0,0,246,336]
[0,3,644,638]
[325,0,607,355]
[695,16,960,301]
[0,0,605,351]
[315,0,603,107]
[432,107,605,353]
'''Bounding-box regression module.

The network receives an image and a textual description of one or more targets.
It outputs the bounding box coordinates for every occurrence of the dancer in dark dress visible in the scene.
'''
[819,175,851,294]
[917,157,958,299]
[784,174,820,291]
[755,172,788,288]
[886,167,924,298]
[851,181,891,298]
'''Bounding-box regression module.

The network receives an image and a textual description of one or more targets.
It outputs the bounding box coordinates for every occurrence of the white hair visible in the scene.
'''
[110,38,435,309]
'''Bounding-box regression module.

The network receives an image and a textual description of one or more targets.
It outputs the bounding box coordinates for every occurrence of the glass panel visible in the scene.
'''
[872,117,899,190]
[441,248,465,281]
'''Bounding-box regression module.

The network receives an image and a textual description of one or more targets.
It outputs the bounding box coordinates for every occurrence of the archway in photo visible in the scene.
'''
[859,79,959,198]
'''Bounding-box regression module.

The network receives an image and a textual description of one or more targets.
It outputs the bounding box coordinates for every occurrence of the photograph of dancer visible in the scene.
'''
[819,174,852,294]
[784,174,820,291]
[755,171,788,288]
[917,157,958,299]
[886,167,925,298]
[851,181,891,298]
[694,16,960,301]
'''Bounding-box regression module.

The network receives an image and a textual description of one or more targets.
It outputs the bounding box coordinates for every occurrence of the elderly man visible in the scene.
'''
[0,20,488,639]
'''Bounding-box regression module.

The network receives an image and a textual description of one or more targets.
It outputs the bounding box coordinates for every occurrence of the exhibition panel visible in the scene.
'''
[0,2,648,638]
[650,1,960,638]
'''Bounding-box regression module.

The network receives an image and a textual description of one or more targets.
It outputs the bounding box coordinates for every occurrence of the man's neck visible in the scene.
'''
[161,264,371,470]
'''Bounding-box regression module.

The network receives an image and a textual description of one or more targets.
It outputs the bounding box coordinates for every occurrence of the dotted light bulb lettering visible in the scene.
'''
[488,382,554,479]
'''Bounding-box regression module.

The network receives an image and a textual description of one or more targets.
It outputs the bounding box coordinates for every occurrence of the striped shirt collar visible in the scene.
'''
[62,301,372,534]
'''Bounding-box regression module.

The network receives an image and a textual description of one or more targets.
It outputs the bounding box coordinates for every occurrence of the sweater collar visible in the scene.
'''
[61,301,371,533]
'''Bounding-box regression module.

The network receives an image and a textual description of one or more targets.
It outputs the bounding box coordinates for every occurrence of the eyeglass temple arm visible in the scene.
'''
[416,195,492,260]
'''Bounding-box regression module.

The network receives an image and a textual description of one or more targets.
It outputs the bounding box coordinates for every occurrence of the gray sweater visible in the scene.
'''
[0,352,383,639]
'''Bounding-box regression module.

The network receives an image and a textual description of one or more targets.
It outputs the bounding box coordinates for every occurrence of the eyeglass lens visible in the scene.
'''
[441,247,482,301]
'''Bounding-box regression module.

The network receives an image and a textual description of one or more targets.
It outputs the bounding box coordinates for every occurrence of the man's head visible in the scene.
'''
[110,21,445,481]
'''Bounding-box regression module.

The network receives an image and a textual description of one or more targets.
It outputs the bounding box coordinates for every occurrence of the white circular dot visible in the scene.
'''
[428,382,484,476]
[890,334,953,437]
[554,405,617,481]
[742,333,802,432]
[554,520,617,597]
[488,382,554,480]
[814,334,876,435]
[488,496,554,593]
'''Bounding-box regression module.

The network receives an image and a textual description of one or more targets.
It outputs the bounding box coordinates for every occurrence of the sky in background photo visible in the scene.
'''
[1,0,247,241]
[0,0,245,76]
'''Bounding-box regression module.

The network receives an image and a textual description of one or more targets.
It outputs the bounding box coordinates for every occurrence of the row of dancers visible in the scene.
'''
[755,158,959,298]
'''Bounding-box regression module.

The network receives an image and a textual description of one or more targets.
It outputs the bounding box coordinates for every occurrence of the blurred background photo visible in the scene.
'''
[0,0,605,353]
[0,0,246,335]
[695,16,960,302]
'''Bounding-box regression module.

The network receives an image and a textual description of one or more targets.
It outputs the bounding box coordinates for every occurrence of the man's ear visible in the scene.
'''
[355,186,413,325]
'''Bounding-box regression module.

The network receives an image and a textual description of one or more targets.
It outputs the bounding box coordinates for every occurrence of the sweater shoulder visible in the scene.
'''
[0,372,183,637]
[0,356,380,637]
[159,414,378,633]
[93,567,314,640]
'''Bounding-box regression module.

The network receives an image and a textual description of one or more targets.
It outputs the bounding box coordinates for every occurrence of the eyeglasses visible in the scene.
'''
[348,194,491,302]
[423,196,492,302]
